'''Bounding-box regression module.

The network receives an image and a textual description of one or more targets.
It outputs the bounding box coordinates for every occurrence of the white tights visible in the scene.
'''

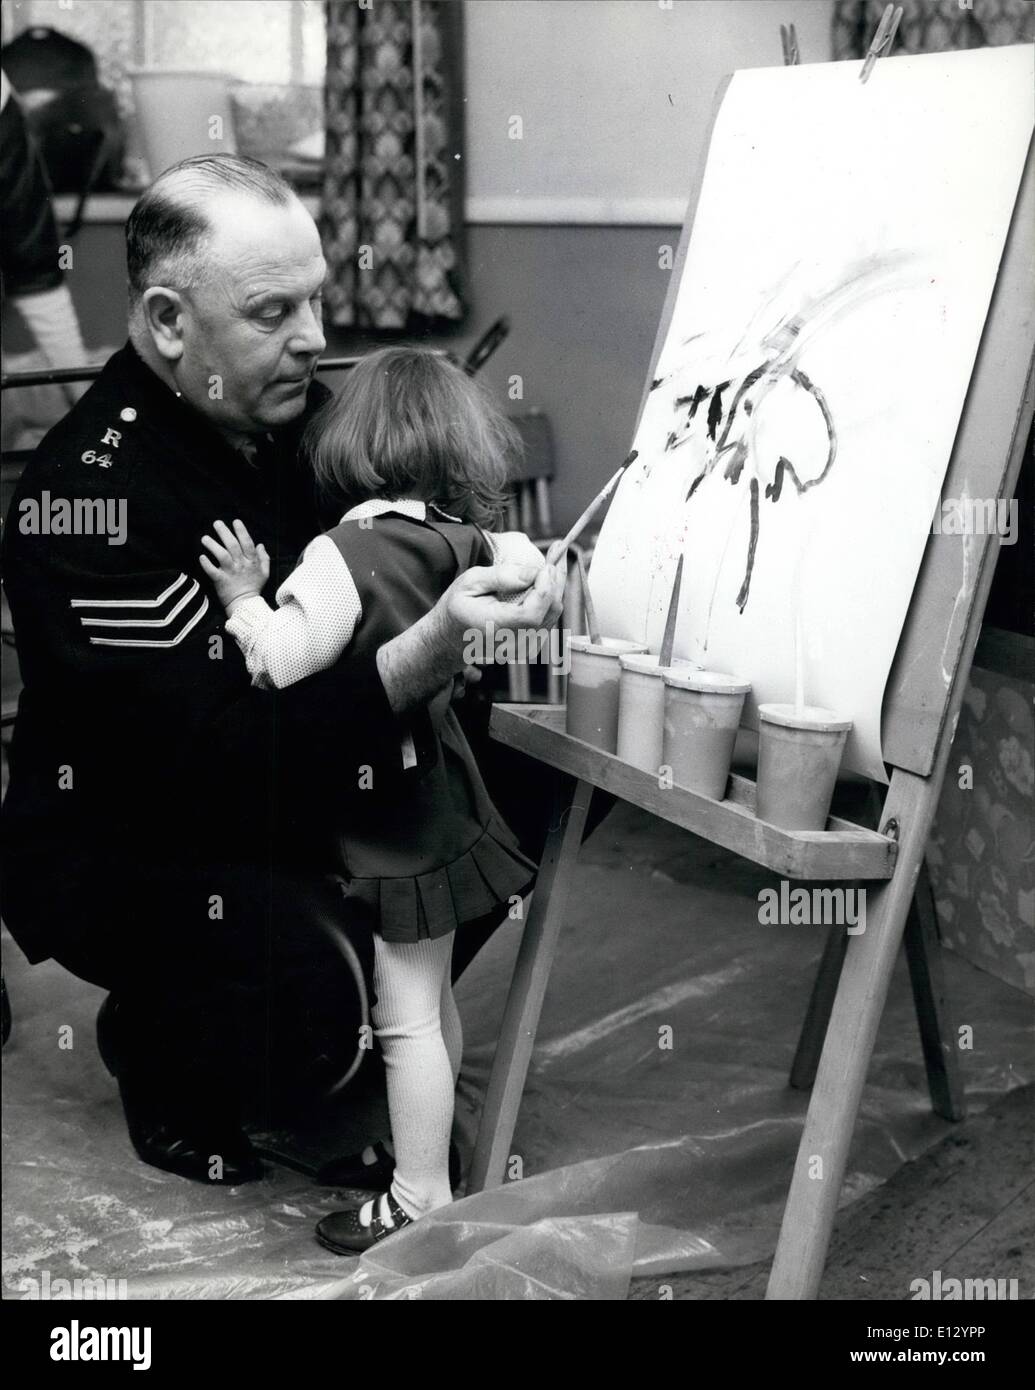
[371,931,461,1222]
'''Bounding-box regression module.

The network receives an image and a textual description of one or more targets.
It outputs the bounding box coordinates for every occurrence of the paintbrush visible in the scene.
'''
[576,550,601,645]
[546,449,638,566]
[795,607,805,716]
[658,553,684,668]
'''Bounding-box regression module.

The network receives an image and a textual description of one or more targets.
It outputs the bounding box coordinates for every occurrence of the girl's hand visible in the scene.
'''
[200,519,270,612]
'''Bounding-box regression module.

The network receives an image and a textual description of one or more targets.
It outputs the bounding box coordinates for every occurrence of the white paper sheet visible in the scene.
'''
[589,46,1033,780]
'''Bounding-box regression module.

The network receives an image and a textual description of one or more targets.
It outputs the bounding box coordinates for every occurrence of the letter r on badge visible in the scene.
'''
[101,429,122,448]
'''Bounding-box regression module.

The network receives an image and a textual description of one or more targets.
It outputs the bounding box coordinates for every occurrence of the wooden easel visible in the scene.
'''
[467,64,1034,1298]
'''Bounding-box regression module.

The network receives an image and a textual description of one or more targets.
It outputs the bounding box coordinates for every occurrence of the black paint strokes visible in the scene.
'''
[763,373,837,502]
[707,381,730,441]
[736,478,761,612]
[714,367,765,455]
[721,440,748,486]
[674,384,711,421]
[787,369,836,488]
[766,458,792,502]
[670,358,837,616]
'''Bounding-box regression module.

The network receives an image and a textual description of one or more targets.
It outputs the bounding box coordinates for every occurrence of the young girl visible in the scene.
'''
[199,347,542,1253]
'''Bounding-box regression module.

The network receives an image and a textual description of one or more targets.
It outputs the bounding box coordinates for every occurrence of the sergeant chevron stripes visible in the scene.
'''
[70,573,211,647]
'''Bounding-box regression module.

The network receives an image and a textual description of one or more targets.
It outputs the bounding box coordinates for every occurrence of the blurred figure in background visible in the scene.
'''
[1,66,89,445]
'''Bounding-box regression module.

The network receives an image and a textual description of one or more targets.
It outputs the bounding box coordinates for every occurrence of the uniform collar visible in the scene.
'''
[108,342,250,474]
[111,341,328,472]
[342,498,426,522]
[340,499,465,524]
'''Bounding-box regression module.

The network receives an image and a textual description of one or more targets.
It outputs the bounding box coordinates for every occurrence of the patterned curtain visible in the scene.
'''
[319,0,466,332]
[833,0,1034,58]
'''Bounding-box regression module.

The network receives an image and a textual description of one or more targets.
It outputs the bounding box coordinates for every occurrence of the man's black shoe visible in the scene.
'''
[96,994,126,1077]
[99,997,262,1183]
[119,1079,264,1185]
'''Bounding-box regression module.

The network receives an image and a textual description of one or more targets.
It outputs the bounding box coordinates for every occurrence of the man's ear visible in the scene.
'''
[140,287,186,363]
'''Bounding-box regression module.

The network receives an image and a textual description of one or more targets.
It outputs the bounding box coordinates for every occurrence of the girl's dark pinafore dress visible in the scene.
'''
[324,506,536,943]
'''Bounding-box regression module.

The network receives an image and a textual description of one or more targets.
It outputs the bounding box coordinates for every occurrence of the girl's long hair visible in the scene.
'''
[304,347,517,528]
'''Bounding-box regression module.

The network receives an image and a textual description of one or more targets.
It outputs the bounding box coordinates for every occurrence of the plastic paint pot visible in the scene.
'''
[662,669,751,800]
[566,637,648,751]
[756,703,853,831]
[616,654,699,773]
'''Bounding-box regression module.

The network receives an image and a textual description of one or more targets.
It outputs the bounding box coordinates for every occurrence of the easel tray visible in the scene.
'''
[489,704,898,881]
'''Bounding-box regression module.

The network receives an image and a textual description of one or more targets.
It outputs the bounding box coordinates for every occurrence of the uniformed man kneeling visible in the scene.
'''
[3,154,563,1184]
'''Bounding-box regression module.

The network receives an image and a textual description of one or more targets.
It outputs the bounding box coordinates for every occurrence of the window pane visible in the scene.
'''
[301,0,327,86]
[7,1,327,103]
[148,1,291,84]
[7,0,327,176]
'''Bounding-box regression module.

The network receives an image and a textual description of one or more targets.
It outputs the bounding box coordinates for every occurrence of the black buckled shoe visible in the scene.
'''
[316,1139,462,1191]
[315,1192,414,1255]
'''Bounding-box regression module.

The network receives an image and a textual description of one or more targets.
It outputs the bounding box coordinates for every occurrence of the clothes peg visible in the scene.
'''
[859,3,903,84]
[780,23,800,67]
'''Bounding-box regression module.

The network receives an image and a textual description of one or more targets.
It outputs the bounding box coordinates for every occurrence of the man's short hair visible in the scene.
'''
[125,154,295,307]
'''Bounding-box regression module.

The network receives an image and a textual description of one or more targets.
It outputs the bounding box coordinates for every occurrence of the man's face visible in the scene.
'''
[174,191,327,439]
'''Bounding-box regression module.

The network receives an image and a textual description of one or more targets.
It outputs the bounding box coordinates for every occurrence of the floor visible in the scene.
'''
[3,798,1033,1300]
[630,1081,1034,1300]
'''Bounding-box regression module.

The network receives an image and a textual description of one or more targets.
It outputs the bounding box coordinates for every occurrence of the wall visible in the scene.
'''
[464,0,835,223]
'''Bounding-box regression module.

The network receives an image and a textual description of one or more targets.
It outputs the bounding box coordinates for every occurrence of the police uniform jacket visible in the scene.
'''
[2,342,436,965]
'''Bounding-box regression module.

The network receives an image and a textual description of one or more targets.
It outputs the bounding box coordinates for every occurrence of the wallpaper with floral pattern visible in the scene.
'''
[928,666,1034,997]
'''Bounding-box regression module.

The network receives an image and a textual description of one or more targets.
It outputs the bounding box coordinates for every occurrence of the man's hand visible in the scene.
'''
[199,519,271,613]
[376,561,565,716]
[444,561,565,638]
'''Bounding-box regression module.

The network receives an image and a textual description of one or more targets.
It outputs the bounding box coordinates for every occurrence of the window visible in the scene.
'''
[3,0,326,116]
[140,0,325,86]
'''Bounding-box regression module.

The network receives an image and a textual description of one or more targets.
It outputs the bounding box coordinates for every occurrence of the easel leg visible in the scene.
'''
[868,781,964,1118]
[766,766,938,1299]
[904,859,966,1122]
[468,776,593,1193]
[789,912,850,1091]
[790,790,964,1120]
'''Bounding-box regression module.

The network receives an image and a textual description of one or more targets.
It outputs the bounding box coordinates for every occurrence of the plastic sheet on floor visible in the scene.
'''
[3,806,1032,1299]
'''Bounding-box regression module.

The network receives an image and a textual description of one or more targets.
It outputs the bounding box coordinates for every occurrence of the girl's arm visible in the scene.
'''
[200,521,361,690]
